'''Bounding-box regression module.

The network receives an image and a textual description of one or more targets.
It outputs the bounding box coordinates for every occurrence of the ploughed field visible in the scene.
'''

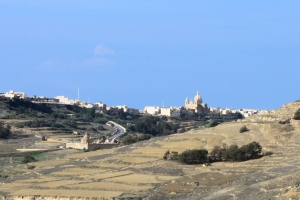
[1,102,300,199]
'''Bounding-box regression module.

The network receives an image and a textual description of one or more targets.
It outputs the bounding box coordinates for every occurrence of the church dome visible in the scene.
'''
[194,92,202,104]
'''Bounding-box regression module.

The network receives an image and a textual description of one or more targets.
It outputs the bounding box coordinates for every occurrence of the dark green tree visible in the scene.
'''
[179,149,208,164]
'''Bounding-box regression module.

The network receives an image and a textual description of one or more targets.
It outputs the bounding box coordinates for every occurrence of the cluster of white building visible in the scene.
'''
[143,92,264,118]
[0,90,264,118]
[0,90,27,99]
[209,107,261,118]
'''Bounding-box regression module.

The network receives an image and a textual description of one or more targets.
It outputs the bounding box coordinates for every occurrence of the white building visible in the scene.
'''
[54,96,79,105]
[1,90,27,99]
[116,105,128,112]
[209,107,221,114]
[160,107,181,117]
[144,106,161,115]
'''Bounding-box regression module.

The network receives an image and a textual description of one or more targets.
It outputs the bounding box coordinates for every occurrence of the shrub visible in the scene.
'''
[210,146,224,160]
[163,150,170,160]
[163,150,179,160]
[27,165,36,169]
[22,155,36,164]
[0,174,9,178]
[41,136,47,141]
[239,125,249,133]
[294,109,300,120]
[94,117,108,124]
[205,120,218,128]
[0,122,11,138]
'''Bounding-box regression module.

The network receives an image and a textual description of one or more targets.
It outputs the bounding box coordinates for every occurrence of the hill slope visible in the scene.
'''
[1,101,300,199]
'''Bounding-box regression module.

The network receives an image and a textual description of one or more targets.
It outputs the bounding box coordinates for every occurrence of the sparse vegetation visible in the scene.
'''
[0,121,11,138]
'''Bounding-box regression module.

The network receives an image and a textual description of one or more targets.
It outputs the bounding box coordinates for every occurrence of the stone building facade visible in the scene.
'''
[185,92,209,114]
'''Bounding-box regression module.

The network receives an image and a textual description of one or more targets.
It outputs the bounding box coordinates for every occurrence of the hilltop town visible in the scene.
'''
[0,90,263,118]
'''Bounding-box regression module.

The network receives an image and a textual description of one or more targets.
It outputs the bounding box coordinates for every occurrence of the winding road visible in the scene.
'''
[107,121,126,143]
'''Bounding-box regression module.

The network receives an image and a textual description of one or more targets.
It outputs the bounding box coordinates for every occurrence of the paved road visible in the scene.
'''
[107,121,126,143]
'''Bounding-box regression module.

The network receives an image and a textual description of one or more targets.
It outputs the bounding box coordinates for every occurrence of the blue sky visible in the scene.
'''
[1,1,299,110]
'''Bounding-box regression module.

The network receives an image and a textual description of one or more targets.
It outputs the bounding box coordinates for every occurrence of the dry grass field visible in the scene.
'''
[1,101,300,199]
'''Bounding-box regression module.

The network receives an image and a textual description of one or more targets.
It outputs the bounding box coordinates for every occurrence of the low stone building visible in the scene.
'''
[66,132,118,150]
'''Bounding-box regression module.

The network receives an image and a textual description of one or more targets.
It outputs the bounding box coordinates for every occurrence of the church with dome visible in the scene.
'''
[185,92,209,114]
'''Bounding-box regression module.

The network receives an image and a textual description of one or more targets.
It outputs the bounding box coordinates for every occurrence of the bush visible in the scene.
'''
[22,155,36,164]
[97,125,105,130]
[94,117,108,124]
[163,150,179,160]
[239,125,249,133]
[294,108,300,120]
[0,122,11,138]
[0,174,9,178]
[205,120,218,128]
[27,165,36,169]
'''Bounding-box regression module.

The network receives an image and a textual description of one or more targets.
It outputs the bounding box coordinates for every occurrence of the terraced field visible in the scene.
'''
[1,102,300,199]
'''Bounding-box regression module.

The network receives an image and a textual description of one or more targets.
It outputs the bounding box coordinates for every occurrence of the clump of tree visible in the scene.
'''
[239,125,249,133]
[134,116,179,136]
[294,108,300,120]
[121,134,152,145]
[179,149,208,164]
[163,149,208,164]
[0,122,11,138]
[164,141,262,164]
[205,120,218,128]
[211,141,262,161]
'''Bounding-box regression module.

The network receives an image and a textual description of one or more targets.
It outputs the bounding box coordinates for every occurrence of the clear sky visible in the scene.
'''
[1,1,299,110]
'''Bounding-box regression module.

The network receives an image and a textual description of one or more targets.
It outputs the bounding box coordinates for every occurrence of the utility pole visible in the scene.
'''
[78,87,80,101]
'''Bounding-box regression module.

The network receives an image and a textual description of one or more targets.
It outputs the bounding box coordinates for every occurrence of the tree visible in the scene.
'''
[222,144,239,161]
[0,122,11,138]
[210,146,223,160]
[179,149,208,164]
[246,141,262,158]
